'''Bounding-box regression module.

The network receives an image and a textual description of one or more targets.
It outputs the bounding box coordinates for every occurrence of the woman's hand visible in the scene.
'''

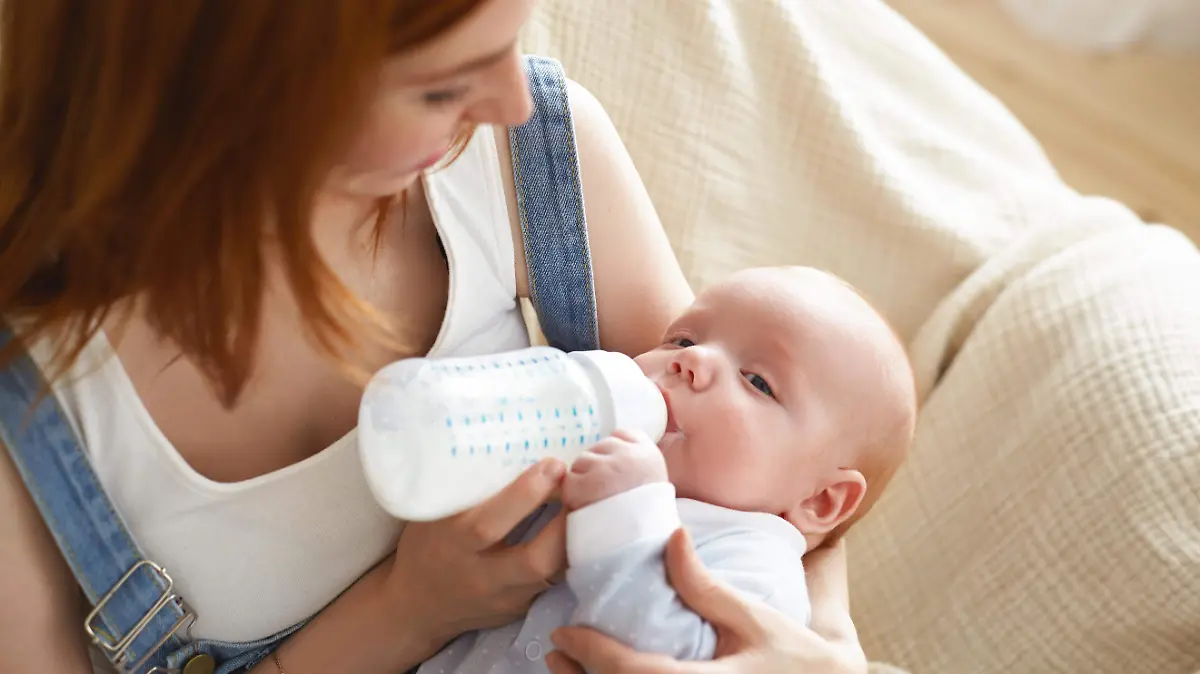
[385,457,569,647]
[545,529,867,674]
[259,458,569,674]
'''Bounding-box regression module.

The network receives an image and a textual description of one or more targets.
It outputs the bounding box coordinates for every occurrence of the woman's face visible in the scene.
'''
[332,0,538,198]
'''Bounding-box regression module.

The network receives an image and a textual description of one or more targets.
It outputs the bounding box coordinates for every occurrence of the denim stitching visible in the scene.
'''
[509,123,547,342]
[551,67,600,348]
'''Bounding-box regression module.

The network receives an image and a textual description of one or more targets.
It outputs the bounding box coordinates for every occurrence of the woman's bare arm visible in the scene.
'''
[564,79,694,355]
[0,443,93,673]
[500,79,694,357]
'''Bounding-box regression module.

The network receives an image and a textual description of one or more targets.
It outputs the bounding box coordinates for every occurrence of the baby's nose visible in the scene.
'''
[671,350,715,390]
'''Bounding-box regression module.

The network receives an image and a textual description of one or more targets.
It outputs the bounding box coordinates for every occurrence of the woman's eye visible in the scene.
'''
[422,88,467,106]
[744,373,775,398]
[672,338,696,348]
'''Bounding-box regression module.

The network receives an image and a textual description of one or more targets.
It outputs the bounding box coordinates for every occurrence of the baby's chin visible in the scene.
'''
[659,442,732,508]
[657,430,685,465]
[657,434,689,491]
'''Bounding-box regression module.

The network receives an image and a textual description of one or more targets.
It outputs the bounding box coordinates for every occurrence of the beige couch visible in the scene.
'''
[526,2,1200,673]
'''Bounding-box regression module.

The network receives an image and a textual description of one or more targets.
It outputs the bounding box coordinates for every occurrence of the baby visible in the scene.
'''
[418,266,917,673]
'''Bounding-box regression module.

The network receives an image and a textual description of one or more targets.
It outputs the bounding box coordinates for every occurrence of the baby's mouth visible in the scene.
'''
[659,384,681,435]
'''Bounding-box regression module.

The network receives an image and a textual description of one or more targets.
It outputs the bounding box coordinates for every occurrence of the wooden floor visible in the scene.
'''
[887,0,1200,242]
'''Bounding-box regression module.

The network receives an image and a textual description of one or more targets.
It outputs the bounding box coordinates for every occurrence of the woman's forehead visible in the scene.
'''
[388,0,532,79]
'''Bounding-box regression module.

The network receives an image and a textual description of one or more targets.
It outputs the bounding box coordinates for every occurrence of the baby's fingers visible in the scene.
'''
[569,451,602,475]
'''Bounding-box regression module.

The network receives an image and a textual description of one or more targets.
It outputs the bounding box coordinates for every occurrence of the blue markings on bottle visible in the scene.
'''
[422,353,605,467]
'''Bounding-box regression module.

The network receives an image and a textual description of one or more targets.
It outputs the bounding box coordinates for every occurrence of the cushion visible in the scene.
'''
[525,1,1200,672]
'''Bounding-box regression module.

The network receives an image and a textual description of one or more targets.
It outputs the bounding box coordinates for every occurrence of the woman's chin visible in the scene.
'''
[332,168,421,199]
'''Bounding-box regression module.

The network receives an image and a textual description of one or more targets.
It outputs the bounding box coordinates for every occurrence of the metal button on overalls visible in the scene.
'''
[182,654,216,674]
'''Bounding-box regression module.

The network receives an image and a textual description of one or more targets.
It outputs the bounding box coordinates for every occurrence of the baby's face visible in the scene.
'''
[635,267,909,528]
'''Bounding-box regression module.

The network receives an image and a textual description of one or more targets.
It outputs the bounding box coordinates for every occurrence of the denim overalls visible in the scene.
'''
[0,55,600,674]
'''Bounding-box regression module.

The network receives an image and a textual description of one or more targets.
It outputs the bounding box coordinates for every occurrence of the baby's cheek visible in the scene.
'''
[707,417,771,503]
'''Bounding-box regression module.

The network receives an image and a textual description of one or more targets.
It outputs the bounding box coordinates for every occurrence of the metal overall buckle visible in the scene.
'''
[83,560,197,674]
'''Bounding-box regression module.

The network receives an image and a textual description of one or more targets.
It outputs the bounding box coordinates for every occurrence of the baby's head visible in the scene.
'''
[635,267,916,550]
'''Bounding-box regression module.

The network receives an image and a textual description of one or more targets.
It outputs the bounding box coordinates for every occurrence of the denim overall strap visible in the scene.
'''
[0,329,194,673]
[509,55,601,353]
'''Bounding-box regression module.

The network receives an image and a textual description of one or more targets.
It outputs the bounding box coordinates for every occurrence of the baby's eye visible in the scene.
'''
[672,338,696,348]
[744,373,774,399]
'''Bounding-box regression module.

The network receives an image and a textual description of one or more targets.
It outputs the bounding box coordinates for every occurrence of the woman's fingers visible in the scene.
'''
[544,650,586,674]
[550,627,702,674]
[492,507,568,587]
[802,538,859,644]
[550,627,639,673]
[663,528,771,644]
[804,538,851,609]
[457,458,566,549]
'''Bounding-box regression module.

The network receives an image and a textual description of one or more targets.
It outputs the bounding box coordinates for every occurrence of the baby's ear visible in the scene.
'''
[782,469,866,536]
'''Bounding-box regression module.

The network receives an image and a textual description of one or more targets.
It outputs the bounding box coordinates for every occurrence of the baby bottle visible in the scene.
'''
[358,346,667,521]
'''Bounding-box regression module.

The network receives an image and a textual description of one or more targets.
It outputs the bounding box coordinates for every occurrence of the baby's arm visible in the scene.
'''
[561,433,810,661]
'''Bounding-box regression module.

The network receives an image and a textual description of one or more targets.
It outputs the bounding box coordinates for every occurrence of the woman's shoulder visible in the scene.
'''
[495,75,694,356]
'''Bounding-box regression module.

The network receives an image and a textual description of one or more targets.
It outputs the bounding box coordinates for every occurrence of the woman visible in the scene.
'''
[0,1,861,672]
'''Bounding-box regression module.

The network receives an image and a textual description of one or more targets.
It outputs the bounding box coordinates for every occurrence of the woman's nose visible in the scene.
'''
[466,53,532,127]
[670,347,717,391]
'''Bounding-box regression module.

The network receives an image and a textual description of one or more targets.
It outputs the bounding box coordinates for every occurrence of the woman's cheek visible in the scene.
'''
[343,119,424,174]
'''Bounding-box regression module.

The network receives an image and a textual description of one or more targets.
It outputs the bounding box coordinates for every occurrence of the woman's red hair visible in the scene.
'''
[0,0,484,404]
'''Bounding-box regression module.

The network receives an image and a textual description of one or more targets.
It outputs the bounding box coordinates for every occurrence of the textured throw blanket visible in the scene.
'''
[525,1,1200,672]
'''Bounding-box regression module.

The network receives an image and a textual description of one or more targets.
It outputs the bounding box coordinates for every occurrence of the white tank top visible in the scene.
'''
[31,126,533,643]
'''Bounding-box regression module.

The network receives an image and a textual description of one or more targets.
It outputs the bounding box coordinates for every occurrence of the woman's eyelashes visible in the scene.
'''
[421,86,469,107]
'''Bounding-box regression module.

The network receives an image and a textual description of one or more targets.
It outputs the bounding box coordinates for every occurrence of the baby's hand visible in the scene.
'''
[562,429,669,511]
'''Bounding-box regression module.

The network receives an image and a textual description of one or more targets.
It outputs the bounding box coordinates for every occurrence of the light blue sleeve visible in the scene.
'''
[564,483,810,661]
